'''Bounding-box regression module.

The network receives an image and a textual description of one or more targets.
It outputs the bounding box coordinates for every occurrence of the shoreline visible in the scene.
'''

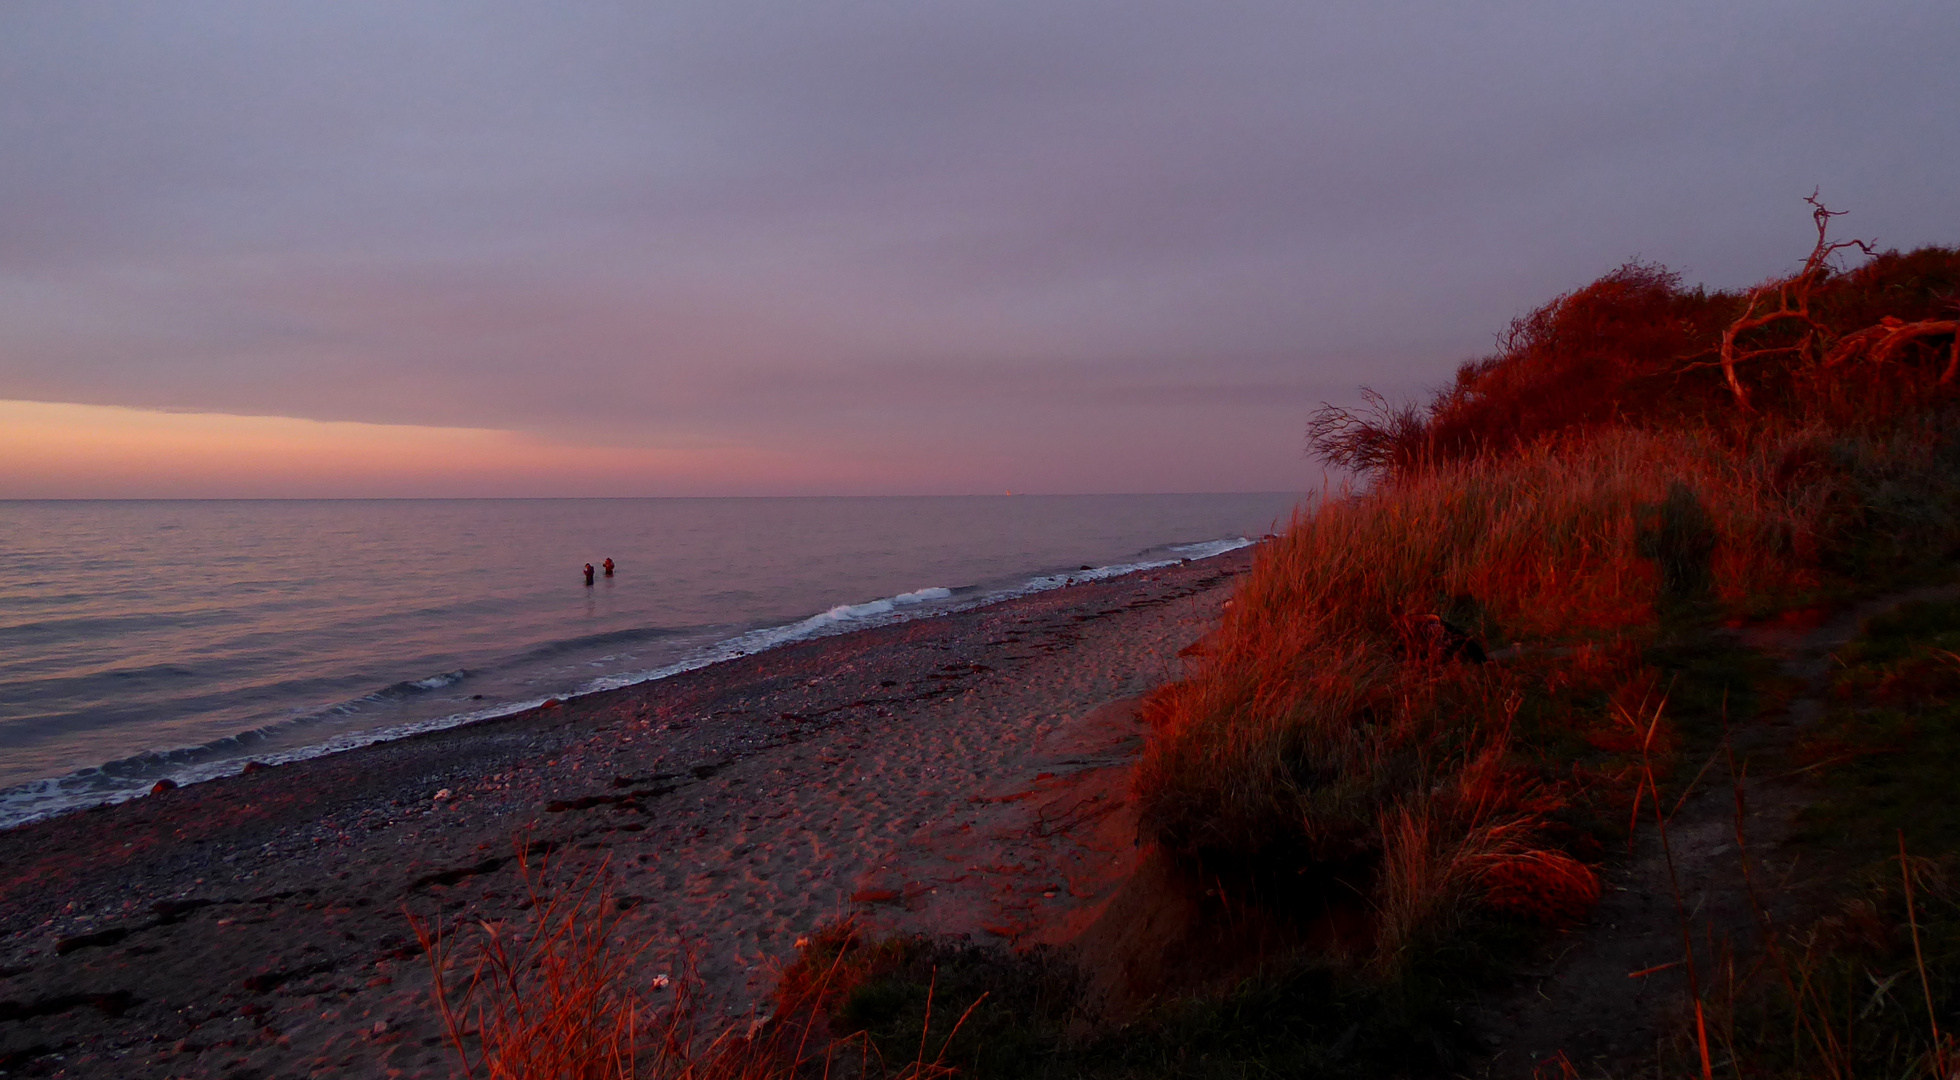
[0,545,1255,1078]
[0,537,1260,832]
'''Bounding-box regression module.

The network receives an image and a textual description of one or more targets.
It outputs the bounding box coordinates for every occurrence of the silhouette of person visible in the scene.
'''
[602,558,615,577]
[583,563,595,586]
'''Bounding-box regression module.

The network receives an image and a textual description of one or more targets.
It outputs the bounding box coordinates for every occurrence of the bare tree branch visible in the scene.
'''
[1870,320,1960,369]
[1715,192,1875,410]
[1819,316,1960,384]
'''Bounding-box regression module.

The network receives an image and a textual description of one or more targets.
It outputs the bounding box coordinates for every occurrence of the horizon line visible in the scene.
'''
[0,490,1307,502]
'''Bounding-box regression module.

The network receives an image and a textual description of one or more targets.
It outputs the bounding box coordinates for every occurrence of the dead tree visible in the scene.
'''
[1713,193,1875,410]
[1824,315,1960,384]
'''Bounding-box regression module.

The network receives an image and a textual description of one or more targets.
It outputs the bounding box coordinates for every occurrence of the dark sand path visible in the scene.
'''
[0,550,1251,1079]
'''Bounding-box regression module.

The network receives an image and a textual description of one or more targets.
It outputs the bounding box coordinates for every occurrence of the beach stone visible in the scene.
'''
[150,778,178,795]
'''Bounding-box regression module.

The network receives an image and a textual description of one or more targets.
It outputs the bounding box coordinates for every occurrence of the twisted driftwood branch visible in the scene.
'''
[1716,193,1874,410]
[1822,317,1960,383]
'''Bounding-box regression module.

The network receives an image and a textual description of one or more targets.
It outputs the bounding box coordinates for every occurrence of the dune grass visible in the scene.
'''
[1132,424,1861,970]
[412,853,978,1080]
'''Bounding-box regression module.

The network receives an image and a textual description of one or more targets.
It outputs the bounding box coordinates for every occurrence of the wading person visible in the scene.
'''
[583,563,595,586]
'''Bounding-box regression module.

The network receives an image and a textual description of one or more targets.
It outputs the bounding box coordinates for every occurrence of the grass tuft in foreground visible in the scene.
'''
[413,854,977,1079]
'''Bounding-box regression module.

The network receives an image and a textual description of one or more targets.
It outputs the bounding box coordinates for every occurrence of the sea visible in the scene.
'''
[0,494,1298,829]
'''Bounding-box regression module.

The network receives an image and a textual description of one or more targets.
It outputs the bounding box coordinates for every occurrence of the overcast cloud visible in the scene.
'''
[3,0,1956,494]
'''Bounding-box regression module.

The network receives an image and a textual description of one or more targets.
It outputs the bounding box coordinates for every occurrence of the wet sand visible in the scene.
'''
[0,548,1251,1079]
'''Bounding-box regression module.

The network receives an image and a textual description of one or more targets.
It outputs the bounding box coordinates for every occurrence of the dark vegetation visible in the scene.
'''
[421,204,1960,1077]
[1692,600,1960,1080]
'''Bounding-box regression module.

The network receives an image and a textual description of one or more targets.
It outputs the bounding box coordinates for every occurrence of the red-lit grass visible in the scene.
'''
[1126,409,1960,976]
[412,853,975,1079]
[1136,426,1834,871]
[1372,739,1601,972]
[412,848,661,1080]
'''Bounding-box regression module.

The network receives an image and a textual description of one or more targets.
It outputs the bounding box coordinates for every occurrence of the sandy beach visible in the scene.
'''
[0,548,1252,1079]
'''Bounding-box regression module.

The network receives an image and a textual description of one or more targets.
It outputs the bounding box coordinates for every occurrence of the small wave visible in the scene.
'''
[410,670,467,691]
[675,584,959,664]
[1167,537,1259,560]
[507,625,690,664]
[375,669,470,699]
[0,693,544,830]
[980,536,1259,602]
[0,665,474,804]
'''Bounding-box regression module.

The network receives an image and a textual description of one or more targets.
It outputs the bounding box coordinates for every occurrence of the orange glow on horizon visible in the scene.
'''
[0,400,835,498]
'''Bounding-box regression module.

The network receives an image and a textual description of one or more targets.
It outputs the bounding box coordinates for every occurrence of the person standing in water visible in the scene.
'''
[602,558,615,577]
[583,563,595,586]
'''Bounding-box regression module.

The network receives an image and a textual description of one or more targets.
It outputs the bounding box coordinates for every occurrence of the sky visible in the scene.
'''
[3,1,1957,498]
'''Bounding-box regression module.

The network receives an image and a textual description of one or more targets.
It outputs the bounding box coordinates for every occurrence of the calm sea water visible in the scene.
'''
[0,494,1297,828]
